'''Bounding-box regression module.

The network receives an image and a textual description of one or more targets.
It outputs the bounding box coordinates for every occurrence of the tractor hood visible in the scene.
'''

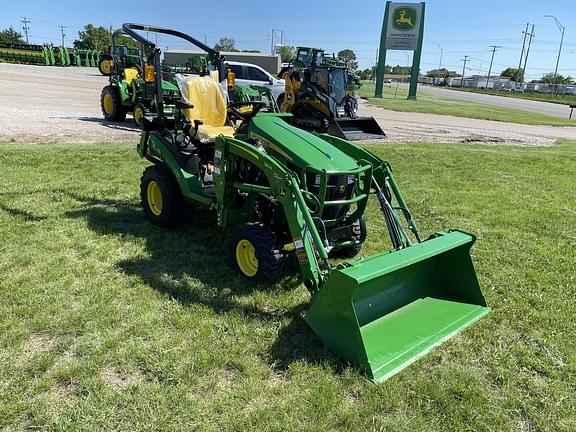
[248,115,359,172]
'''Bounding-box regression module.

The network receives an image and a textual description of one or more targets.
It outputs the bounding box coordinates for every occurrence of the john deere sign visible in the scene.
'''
[392,7,417,31]
[385,3,423,50]
[375,1,426,100]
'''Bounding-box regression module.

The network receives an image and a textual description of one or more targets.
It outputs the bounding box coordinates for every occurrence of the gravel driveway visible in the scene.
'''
[2,63,576,146]
[0,63,139,144]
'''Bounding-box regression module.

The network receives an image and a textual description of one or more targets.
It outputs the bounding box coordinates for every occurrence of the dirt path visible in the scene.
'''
[2,63,576,146]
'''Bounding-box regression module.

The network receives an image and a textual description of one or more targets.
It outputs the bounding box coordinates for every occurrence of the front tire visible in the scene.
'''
[133,103,146,128]
[231,224,284,283]
[140,165,192,227]
[334,216,367,258]
[101,85,128,122]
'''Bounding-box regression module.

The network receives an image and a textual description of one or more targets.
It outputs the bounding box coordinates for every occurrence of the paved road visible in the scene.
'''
[418,85,573,119]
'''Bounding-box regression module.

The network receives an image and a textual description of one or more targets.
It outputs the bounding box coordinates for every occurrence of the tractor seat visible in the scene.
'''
[123,67,139,85]
[175,74,234,143]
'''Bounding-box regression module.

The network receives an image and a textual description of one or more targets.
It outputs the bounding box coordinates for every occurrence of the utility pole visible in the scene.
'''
[486,45,500,88]
[522,25,535,82]
[545,15,565,95]
[460,55,469,87]
[516,22,530,84]
[58,25,66,47]
[20,17,31,44]
[435,43,443,85]
[374,49,379,81]
[271,29,285,53]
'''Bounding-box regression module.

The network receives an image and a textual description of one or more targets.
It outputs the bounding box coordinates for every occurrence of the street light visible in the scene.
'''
[545,15,565,95]
[435,43,443,85]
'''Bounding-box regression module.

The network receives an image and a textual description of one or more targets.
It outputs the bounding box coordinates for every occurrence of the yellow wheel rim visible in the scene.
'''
[236,239,258,277]
[101,60,113,74]
[133,106,143,126]
[147,180,163,216]
[103,93,114,114]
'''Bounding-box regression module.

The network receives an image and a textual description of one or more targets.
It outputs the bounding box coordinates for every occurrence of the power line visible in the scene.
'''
[58,25,66,47]
[460,55,470,86]
[486,46,501,87]
[21,17,31,44]
[516,23,530,83]
[522,25,535,80]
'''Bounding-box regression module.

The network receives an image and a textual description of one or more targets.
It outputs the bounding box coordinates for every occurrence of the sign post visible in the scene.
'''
[375,2,426,100]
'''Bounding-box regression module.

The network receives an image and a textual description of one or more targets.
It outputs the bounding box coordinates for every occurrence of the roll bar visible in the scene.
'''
[121,23,225,119]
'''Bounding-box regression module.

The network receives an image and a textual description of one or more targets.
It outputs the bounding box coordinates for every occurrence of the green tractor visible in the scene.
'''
[98,43,142,76]
[100,29,181,127]
[125,23,490,382]
[280,47,386,141]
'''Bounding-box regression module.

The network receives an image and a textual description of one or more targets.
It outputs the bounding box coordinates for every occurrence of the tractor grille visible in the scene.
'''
[306,173,356,221]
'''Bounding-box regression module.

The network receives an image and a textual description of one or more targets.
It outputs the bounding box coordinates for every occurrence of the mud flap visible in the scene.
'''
[326,117,386,141]
[305,230,490,382]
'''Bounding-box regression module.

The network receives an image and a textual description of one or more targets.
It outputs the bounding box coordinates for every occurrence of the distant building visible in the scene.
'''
[448,75,512,89]
[164,50,281,75]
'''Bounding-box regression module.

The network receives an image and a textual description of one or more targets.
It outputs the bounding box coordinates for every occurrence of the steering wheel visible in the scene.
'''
[228,101,267,122]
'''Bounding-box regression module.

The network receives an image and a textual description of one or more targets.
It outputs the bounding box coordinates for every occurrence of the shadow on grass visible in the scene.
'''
[76,117,140,132]
[63,191,347,375]
[0,200,47,221]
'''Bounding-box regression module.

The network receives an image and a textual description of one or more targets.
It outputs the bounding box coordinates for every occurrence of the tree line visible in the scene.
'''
[1,25,572,84]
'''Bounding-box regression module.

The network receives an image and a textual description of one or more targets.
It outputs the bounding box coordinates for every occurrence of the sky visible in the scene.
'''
[3,0,576,81]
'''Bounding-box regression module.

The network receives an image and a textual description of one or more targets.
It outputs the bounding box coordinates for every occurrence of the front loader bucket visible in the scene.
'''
[326,117,386,141]
[305,230,490,382]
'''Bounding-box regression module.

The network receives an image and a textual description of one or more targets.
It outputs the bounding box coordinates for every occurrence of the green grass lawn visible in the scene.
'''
[449,87,576,106]
[358,81,576,127]
[1,141,575,431]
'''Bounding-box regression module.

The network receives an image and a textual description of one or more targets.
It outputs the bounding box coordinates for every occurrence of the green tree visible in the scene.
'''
[214,37,238,52]
[241,50,261,53]
[500,67,523,82]
[279,45,295,63]
[391,65,411,75]
[73,25,139,51]
[0,27,25,44]
[537,72,573,84]
[337,49,358,70]
[426,68,457,78]
[73,25,111,50]
[359,68,373,80]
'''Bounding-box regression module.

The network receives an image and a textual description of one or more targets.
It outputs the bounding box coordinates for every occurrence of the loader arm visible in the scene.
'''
[214,136,331,292]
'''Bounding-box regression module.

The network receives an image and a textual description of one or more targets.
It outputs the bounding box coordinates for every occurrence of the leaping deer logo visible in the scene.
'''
[392,7,417,31]
[396,10,413,27]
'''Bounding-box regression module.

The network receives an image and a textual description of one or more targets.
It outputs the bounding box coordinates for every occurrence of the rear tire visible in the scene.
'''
[101,85,128,122]
[98,54,113,76]
[231,224,284,283]
[140,165,192,227]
